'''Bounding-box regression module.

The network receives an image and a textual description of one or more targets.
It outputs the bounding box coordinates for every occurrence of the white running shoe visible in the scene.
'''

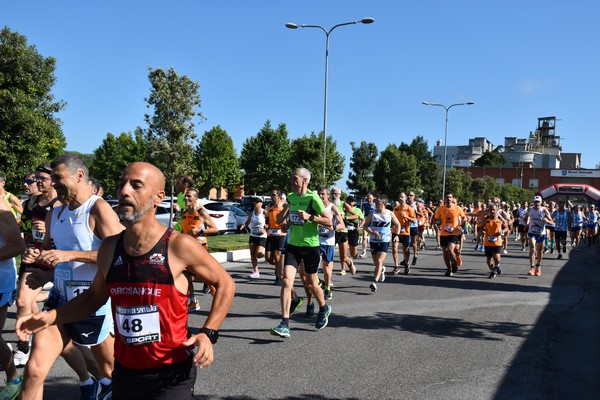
[379,266,386,283]
[13,349,29,367]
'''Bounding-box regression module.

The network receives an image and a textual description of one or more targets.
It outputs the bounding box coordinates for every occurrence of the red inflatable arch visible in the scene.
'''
[537,183,600,202]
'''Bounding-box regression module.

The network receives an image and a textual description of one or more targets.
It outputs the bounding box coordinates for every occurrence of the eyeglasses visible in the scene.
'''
[24,179,36,185]
[35,176,51,182]
[408,194,414,197]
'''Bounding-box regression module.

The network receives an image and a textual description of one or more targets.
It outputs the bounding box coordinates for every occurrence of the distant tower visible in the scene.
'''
[436,139,442,147]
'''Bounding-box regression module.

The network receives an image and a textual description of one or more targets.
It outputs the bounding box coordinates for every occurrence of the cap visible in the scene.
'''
[254,197,263,203]
[346,195,356,203]
[533,195,542,202]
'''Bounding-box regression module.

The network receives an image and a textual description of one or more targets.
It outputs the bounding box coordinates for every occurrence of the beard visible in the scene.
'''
[119,197,155,224]
[332,197,341,206]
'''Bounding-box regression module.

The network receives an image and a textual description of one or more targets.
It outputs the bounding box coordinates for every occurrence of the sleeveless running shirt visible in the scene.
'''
[369,209,392,243]
[249,209,267,238]
[50,195,110,315]
[106,228,192,370]
[528,207,547,236]
[0,234,17,294]
[318,203,336,246]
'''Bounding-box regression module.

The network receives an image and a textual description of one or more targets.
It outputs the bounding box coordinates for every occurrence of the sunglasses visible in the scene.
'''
[24,179,36,185]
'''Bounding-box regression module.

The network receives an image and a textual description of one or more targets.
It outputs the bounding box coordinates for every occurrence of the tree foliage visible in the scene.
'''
[346,141,378,197]
[194,125,240,198]
[444,169,474,203]
[473,147,507,167]
[290,132,344,189]
[0,27,66,192]
[420,160,443,201]
[89,128,148,196]
[240,120,291,195]
[144,67,203,193]
[373,144,420,200]
[470,176,500,202]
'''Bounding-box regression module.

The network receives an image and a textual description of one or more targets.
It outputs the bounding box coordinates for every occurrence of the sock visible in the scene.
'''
[319,305,327,312]
[8,376,22,385]
[282,318,289,327]
[325,285,330,291]
[80,377,94,386]
[99,377,111,386]
[550,239,555,249]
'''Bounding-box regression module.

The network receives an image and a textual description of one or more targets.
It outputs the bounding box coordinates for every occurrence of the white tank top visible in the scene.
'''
[0,234,16,293]
[249,209,267,238]
[370,209,392,243]
[528,207,547,236]
[50,195,110,315]
[318,203,336,246]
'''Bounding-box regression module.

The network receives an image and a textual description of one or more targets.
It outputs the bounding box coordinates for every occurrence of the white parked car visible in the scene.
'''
[201,201,247,234]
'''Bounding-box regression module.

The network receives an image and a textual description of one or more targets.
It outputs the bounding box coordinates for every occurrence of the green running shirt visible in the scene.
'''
[287,190,326,247]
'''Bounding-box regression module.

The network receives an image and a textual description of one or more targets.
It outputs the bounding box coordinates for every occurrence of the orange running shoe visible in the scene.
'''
[527,267,536,276]
[535,266,541,276]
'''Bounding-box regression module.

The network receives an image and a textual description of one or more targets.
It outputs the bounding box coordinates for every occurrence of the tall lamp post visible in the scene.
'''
[422,101,475,199]
[286,17,375,181]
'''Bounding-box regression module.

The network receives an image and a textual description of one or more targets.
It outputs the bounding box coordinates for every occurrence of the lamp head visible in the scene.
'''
[422,101,430,105]
[361,17,375,24]
[466,101,475,105]
[285,23,299,29]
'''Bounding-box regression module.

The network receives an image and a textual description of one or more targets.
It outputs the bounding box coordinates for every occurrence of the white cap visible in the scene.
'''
[533,195,542,202]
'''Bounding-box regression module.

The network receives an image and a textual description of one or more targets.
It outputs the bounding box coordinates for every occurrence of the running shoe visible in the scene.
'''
[318,278,325,288]
[527,267,536,276]
[456,255,463,267]
[535,266,541,276]
[338,269,346,276]
[488,269,497,279]
[521,247,526,252]
[480,246,485,253]
[12,349,29,367]
[274,277,282,286]
[563,246,567,253]
[289,297,304,316]
[249,271,260,279]
[412,256,418,266]
[201,283,210,294]
[404,264,411,275]
[444,269,453,277]
[305,303,315,318]
[99,382,112,400]
[451,263,458,273]
[370,282,378,292]
[348,259,357,275]
[270,322,291,338]
[392,266,402,275]
[543,248,549,254]
[80,377,101,400]
[359,250,367,258]
[379,266,386,282]
[503,249,508,254]
[187,300,201,312]
[435,245,442,250]
[315,305,331,330]
[0,375,22,400]
[496,265,502,275]
[474,244,479,251]
[550,248,554,254]
[557,253,563,260]
[324,289,332,300]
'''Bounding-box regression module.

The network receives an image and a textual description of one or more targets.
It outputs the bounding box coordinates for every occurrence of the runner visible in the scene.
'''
[517,201,529,251]
[240,198,267,279]
[584,204,598,247]
[343,196,363,261]
[483,203,507,279]
[316,187,345,300]
[359,194,375,258]
[17,161,236,399]
[14,164,60,368]
[265,189,287,285]
[18,154,123,400]
[569,204,584,249]
[406,191,421,266]
[363,195,400,292]
[331,188,356,275]
[270,168,332,338]
[0,172,23,218]
[392,193,416,275]
[433,193,466,277]
[552,200,569,260]
[526,196,553,276]
[0,197,26,400]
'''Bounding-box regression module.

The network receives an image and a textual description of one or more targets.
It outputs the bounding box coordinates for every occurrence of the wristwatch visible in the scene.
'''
[309,214,315,222]
[200,327,219,344]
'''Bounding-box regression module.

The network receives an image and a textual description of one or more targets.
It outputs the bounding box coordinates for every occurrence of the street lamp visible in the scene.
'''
[286,17,375,181]
[422,101,475,199]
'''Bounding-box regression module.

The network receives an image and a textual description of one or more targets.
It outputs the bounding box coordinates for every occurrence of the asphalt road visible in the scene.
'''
[4,234,600,400]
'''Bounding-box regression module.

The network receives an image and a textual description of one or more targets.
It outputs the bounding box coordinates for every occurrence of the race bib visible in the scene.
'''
[530,225,543,234]
[318,226,330,236]
[269,228,282,236]
[444,225,454,233]
[65,280,92,301]
[400,226,406,233]
[115,304,161,345]
[487,235,498,242]
[290,212,304,226]
[250,226,262,235]
[346,225,355,231]
[32,228,45,243]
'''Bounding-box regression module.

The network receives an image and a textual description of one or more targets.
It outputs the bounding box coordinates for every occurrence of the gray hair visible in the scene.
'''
[294,167,311,182]
[51,153,89,179]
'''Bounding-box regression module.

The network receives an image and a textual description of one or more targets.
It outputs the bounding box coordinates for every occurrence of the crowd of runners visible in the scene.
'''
[0,157,599,399]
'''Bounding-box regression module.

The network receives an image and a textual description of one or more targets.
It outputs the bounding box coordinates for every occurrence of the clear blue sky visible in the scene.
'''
[3,1,599,190]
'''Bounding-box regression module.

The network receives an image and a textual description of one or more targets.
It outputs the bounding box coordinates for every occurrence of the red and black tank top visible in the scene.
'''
[106,228,192,370]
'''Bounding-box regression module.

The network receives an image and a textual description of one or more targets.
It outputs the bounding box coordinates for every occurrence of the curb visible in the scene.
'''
[210,249,251,263]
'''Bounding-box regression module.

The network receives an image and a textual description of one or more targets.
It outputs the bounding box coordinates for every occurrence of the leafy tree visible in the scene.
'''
[89,128,148,196]
[444,169,473,203]
[240,120,291,195]
[399,135,434,167]
[470,176,499,202]
[144,67,203,194]
[0,27,66,192]
[420,160,443,201]
[346,141,378,197]
[473,147,507,167]
[289,132,344,189]
[194,125,241,198]
[373,144,420,200]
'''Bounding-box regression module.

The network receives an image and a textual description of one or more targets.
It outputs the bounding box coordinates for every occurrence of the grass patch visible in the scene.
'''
[207,233,249,253]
